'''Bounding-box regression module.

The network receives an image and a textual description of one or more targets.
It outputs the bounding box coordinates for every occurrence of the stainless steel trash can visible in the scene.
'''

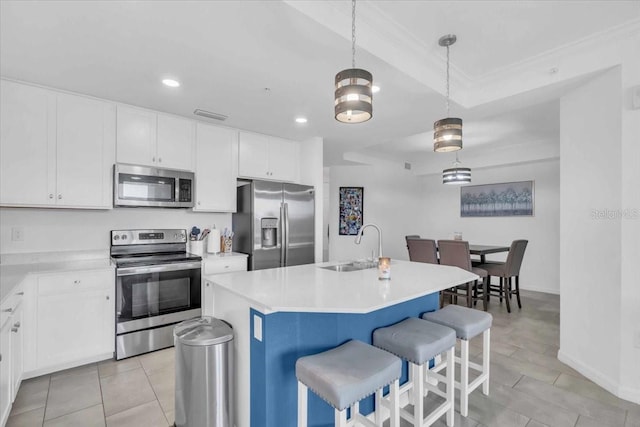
[174,317,234,427]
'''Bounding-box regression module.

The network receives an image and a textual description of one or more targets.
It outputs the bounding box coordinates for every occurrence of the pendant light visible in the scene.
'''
[334,0,373,123]
[433,34,462,152]
[443,152,471,184]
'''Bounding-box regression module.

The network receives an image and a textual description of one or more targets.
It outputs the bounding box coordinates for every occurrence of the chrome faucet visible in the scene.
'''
[355,223,383,259]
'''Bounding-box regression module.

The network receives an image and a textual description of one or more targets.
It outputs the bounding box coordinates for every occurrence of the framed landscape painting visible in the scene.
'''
[461,181,534,217]
[339,187,364,235]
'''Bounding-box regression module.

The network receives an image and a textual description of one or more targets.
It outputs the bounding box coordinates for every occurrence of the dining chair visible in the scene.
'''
[407,238,439,264]
[476,240,528,313]
[437,240,488,310]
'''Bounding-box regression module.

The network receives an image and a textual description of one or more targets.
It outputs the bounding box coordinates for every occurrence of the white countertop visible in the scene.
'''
[1,257,113,303]
[204,260,479,314]
[200,252,248,261]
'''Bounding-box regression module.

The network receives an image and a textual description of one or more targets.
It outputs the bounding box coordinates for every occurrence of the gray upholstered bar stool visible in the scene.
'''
[296,340,402,427]
[422,305,492,417]
[373,318,456,427]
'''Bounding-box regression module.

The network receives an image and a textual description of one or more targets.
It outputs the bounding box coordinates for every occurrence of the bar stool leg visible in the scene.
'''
[375,388,383,427]
[414,363,425,424]
[446,348,455,427]
[483,329,490,395]
[460,339,469,417]
[298,382,308,427]
[389,379,400,427]
[335,408,347,427]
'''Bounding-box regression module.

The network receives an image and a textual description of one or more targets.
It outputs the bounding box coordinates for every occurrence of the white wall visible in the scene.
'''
[418,159,560,294]
[0,207,231,255]
[328,162,423,262]
[559,41,640,404]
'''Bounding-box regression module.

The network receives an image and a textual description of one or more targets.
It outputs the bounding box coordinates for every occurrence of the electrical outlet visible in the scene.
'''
[634,331,640,349]
[11,227,24,242]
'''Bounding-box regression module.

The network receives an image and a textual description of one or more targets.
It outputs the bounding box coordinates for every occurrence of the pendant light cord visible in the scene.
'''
[352,0,356,69]
[446,44,450,117]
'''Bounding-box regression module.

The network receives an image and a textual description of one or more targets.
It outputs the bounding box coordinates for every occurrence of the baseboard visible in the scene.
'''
[23,352,113,380]
[557,349,640,404]
[520,285,560,295]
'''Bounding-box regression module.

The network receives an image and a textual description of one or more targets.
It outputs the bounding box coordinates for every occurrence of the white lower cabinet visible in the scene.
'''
[29,269,114,375]
[0,316,12,427]
[0,284,24,427]
[202,254,247,316]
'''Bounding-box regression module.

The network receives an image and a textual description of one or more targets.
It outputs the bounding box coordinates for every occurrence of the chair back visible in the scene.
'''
[407,238,438,264]
[505,240,528,277]
[437,239,472,271]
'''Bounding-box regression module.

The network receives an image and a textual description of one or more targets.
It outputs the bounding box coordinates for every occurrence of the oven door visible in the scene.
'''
[115,261,201,334]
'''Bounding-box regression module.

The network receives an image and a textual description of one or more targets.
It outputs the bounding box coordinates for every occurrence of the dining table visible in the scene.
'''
[468,244,510,263]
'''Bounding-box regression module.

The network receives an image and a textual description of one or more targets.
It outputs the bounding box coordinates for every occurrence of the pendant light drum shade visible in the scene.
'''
[434,117,463,152]
[442,166,471,184]
[335,68,373,123]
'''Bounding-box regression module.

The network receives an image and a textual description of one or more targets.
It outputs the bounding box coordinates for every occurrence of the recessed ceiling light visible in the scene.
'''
[295,117,308,124]
[162,78,180,88]
[372,85,380,93]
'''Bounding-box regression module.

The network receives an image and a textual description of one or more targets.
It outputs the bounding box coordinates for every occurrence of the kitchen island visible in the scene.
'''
[204,260,478,427]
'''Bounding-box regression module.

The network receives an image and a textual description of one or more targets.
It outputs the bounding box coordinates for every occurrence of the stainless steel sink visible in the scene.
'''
[319,261,377,272]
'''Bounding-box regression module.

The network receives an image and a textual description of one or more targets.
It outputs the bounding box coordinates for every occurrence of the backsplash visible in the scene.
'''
[0,207,231,255]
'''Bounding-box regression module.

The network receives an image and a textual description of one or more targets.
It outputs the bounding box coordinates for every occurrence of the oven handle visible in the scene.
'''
[116,262,201,276]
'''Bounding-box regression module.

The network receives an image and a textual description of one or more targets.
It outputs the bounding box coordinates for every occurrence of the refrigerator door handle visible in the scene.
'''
[284,202,290,266]
[280,203,285,267]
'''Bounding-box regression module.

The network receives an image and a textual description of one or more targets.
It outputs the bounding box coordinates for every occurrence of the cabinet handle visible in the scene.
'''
[49,194,54,199]
[73,280,81,284]
[13,321,20,328]
[152,156,156,162]
[106,296,110,300]
[11,327,18,333]
[58,194,62,199]
[198,201,201,206]
[158,157,162,163]
[16,292,24,296]
[206,283,210,287]
[2,308,12,313]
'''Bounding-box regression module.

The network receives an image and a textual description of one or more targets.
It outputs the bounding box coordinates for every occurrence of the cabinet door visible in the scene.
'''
[268,137,298,182]
[194,123,237,212]
[0,80,56,206]
[157,114,194,170]
[116,105,156,166]
[36,272,113,369]
[238,131,269,179]
[10,302,23,400]
[56,94,115,208]
[0,319,11,425]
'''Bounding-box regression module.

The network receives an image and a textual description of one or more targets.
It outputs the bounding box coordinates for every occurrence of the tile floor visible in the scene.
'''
[6,290,640,427]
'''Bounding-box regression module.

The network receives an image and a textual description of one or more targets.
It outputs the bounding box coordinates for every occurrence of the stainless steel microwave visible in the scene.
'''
[114,163,194,208]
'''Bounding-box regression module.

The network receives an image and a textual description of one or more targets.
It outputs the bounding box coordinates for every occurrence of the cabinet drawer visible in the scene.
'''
[37,270,113,296]
[204,257,247,275]
[1,285,24,326]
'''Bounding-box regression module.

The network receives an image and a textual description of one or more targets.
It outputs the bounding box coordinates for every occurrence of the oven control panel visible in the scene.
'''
[111,229,187,245]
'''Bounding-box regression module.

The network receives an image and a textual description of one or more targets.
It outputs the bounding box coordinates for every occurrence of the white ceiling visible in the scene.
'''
[1,1,638,167]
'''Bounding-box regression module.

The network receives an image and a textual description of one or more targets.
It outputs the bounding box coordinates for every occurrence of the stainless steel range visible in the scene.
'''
[111,229,201,360]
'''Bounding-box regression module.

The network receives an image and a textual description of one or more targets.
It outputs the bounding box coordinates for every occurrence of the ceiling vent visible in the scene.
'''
[193,109,228,121]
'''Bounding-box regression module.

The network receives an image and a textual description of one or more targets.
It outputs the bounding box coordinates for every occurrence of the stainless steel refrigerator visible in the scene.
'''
[233,180,315,270]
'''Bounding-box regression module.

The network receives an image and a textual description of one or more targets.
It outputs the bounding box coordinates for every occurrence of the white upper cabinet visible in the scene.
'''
[116,106,156,167]
[157,114,194,170]
[116,106,194,171]
[56,94,115,208]
[0,80,56,206]
[0,80,115,209]
[194,123,238,212]
[238,131,298,182]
